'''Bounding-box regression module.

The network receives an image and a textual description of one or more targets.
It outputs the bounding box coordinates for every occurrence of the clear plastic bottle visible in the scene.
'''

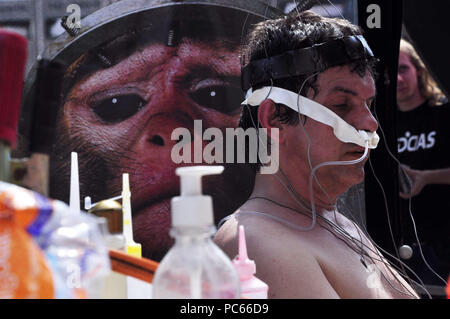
[43,202,110,299]
[153,166,240,299]
[89,199,127,299]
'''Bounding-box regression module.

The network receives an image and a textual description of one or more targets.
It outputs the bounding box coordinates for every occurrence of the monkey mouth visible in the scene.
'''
[129,172,179,218]
[133,194,177,218]
[131,196,174,261]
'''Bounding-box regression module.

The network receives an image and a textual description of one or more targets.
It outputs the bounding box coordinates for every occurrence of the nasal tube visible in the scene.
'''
[307,132,370,229]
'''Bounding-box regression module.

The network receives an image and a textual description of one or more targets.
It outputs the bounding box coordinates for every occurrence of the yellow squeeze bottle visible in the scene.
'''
[122,173,141,257]
[122,173,152,298]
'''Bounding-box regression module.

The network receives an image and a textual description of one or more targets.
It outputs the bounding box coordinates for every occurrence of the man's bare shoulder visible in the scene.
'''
[214,213,340,298]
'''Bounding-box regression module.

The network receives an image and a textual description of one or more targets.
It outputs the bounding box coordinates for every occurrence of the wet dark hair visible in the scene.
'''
[239,10,377,172]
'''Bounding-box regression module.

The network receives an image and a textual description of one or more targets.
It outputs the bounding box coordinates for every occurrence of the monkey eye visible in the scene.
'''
[189,85,244,115]
[92,94,147,123]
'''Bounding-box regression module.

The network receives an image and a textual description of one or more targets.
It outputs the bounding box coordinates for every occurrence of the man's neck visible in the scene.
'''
[397,92,426,112]
[249,171,337,215]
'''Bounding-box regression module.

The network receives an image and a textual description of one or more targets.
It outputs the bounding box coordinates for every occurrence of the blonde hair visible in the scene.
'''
[400,39,446,106]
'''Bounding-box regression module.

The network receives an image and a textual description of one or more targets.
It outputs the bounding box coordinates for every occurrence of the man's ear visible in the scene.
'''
[258,99,285,144]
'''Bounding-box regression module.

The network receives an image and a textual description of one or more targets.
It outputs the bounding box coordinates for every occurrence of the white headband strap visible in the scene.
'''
[242,86,379,149]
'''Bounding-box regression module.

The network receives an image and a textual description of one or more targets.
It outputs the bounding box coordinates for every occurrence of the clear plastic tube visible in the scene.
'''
[307,139,370,232]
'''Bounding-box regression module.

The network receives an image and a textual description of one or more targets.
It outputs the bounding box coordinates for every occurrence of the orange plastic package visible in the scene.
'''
[446,276,449,299]
[0,181,54,298]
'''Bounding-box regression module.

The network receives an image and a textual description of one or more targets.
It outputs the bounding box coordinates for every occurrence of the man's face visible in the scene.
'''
[52,38,254,260]
[397,51,420,105]
[282,65,378,199]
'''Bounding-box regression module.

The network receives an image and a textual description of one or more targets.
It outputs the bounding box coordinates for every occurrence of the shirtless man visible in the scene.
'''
[214,11,418,299]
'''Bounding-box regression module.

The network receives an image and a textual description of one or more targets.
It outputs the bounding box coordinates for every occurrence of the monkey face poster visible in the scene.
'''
[21,1,272,261]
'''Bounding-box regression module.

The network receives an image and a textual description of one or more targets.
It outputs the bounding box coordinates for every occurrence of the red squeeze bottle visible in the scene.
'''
[446,276,449,299]
[0,29,28,183]
[0,29,28,148]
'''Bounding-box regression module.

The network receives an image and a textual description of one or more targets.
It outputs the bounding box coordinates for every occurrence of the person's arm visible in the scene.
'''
[214,218,340,299]
[400,166,450,199]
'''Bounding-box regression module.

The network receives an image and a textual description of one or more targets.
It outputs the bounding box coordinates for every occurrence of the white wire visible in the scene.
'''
[408,196,448,285]
[371,101,448,289]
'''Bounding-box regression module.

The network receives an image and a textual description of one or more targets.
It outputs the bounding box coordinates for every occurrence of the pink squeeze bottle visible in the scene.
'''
[233,225,269,299]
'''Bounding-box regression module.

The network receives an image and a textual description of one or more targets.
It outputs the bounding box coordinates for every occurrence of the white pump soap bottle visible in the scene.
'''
[153,166,241,299]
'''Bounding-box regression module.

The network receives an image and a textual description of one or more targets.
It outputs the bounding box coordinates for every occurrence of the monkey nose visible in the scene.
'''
[141,114,193,151]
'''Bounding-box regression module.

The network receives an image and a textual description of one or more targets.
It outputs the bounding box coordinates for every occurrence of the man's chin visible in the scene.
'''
[337,166,366,191]
[132,198,174,262]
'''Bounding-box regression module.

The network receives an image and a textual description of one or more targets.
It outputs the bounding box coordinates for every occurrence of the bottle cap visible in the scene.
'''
[171,166,224,227]
[88,199,123,234]
[233,225,256,281]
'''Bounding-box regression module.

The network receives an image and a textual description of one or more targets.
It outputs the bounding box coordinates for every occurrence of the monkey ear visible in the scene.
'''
[257,99,286,144]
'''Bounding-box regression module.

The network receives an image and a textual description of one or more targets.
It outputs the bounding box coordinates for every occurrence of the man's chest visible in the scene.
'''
[314,230,416,298]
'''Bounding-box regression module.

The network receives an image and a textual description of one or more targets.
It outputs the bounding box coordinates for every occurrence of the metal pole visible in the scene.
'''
[33,0,46,57]
[0,144,10,182]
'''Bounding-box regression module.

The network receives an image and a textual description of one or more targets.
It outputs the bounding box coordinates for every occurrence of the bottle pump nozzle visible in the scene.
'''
[178,166,224,196]
[171,166,224,228]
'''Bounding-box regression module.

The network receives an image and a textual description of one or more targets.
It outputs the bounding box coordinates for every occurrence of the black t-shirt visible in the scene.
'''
[397,101,450,246]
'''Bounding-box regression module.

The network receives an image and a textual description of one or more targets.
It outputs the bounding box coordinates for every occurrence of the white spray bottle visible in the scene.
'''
[233,225,268,299]
[121,173,152,299]
[153,166,240,299]
[69,152,80,214]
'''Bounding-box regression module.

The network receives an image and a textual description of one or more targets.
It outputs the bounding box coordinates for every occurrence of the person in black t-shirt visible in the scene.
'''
[397,39,450,291]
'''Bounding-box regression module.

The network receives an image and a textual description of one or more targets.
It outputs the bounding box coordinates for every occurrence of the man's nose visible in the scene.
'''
[363,108,378,133]
[352,104,379,133]
[366,112,378,133]
[397,73,404,84]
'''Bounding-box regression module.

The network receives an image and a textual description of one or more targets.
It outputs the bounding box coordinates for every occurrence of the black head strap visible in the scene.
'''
[241,35,376,91]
